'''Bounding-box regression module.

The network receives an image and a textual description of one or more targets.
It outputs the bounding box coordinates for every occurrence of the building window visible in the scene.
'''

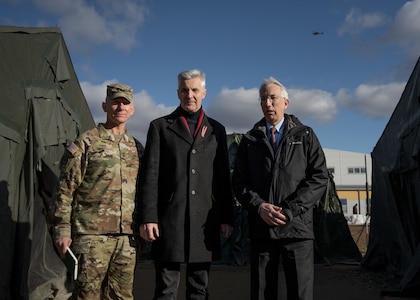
[348,167,366,174]
[340,198,348,213]
[327,167,335,174]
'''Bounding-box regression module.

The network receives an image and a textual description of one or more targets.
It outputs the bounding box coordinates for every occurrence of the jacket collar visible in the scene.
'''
[98,123,130,142]
[246,114,302,141]
[167,107,212,144]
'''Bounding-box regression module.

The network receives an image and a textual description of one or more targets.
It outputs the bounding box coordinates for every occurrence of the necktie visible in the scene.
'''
[270,126,277,151]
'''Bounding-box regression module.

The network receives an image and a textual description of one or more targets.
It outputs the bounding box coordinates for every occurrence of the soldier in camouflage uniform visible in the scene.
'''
[53,83,143,299]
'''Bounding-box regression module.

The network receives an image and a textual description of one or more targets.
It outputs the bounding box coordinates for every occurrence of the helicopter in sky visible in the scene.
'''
[312,31,324,35]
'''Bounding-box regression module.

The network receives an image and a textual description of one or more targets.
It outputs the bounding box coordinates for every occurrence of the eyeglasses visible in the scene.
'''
[259,95,283,103]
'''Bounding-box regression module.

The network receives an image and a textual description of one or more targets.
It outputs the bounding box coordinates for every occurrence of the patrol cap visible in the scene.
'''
[106,83,133,103]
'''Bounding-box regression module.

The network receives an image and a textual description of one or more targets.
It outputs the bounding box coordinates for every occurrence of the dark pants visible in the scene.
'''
[231,205,249,266]
[153,261,211,300]
[250,239,314,300]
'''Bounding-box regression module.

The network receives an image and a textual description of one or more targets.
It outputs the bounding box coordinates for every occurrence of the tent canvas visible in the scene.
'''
[313,170,362,265]
[362,56,420,295]
[0,26,95,299]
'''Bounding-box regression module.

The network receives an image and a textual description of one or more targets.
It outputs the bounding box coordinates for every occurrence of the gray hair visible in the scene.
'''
[178,69,206,88]
[259,76,289,99]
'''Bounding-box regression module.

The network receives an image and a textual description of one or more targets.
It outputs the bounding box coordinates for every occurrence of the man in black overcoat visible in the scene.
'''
[135,69,234,299]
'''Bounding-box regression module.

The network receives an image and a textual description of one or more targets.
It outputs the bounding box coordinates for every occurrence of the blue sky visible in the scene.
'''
[2,0,419,154]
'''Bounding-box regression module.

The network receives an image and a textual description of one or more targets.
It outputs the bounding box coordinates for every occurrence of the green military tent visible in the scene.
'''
[313,170,362,265]
[0,26,95,299]
[362,56,420,297]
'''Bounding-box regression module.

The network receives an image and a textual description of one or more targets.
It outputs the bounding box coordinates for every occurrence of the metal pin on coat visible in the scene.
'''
[201,126,208,137]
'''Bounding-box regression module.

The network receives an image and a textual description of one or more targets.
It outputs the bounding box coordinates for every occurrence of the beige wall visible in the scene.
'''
[337,189,372,215]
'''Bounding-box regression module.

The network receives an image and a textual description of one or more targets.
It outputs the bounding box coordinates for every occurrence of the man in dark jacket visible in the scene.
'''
[232,77,328,300]
[135,69,234,299]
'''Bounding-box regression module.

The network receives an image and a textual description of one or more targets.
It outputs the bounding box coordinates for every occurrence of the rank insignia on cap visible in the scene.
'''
[67,142,79,156]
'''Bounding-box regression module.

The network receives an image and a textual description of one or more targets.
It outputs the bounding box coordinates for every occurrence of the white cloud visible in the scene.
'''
[335,1,420,78]
[206,87,261,134]
[387,0,420,61]
[338,8,389,36]
[206,86,337,135]
[337,82,405,118]
[287,89,337,124]
[33,0,148,52]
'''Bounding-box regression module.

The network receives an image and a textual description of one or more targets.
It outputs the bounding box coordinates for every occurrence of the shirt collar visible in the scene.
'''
[266,118,285,132]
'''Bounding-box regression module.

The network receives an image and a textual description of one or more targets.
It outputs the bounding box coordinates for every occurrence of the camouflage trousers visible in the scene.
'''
[71,235,137,300]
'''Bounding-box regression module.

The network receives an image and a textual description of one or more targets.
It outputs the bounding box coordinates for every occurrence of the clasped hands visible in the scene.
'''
[258,203,288,226]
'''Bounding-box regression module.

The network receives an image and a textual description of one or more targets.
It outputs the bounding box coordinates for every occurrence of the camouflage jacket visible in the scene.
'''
[53,123,140,239]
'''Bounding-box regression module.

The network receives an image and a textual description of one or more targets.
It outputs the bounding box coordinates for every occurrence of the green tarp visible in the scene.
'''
[362,56,420,295]
[0,26,95,299]
[313,171,362,264]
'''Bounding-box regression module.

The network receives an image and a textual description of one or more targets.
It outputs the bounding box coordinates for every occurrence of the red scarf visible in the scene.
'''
[180,109,205,138]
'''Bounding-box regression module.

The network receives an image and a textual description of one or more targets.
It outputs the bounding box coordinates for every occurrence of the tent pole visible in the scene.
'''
[365,155,370,215]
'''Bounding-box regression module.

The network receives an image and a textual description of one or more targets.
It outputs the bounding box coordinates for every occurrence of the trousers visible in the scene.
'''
[250,238,314,300]
[72,235,137,300]
[153,261,211,300]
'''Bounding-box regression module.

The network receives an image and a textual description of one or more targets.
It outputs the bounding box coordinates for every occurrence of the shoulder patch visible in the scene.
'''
[67,142,80,156]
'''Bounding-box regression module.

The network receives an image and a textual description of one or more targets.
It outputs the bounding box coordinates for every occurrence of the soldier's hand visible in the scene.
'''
[140,223,159,242]
[54,237,72,259]
[221,224,233,238]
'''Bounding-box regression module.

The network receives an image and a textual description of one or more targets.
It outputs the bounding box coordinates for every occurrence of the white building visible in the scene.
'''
[323,148,372,217]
